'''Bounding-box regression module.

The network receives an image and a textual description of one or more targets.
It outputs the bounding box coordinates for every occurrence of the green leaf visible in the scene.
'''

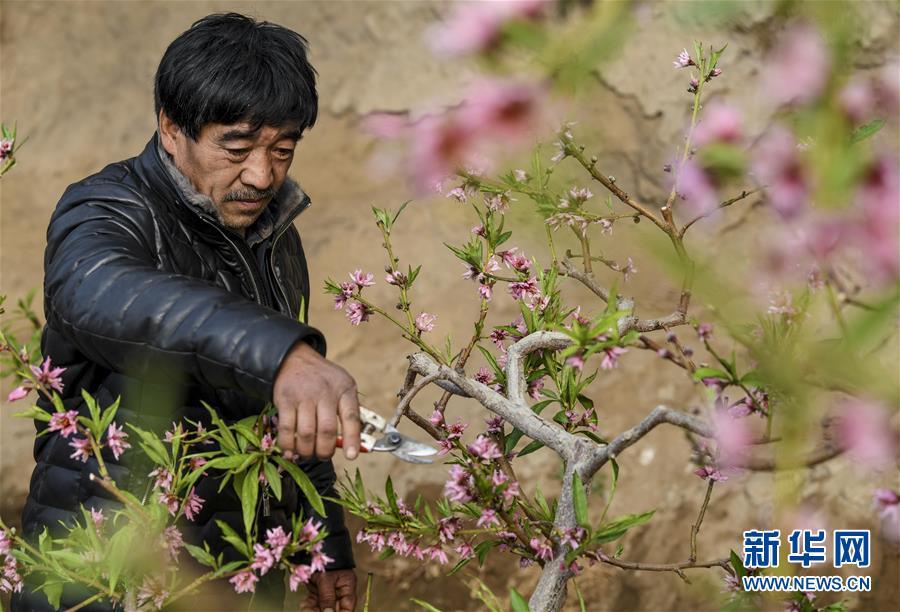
[99,396,121,434]
[599,459,619,524]
[385,476,399,514]
[475,540,496,565]
[534,485,552,520]
[214,560,246,578]
[11,406,52,422]
[729,549,746,579]
[410,599,444,612]
[509,587,531,612]
[592,510,655,544]
[42,581,64,609]
[517,439,545,458]
[572,472,588,527]
[274,456,325,516]
[692,366,731,382]
[264,462,282,501]
[241,464,261,536]
[851,119,885,143]
[447,555,472,576]
[185,543,216,567]
[216,520,251,558]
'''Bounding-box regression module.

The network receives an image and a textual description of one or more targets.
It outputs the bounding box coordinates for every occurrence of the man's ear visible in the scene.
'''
[157,109,180,157]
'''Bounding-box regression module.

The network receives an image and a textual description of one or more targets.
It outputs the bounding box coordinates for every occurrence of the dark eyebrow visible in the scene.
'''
[216,127,303,145]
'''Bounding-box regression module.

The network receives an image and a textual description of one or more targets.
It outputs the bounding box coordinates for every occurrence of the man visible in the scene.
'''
[13,13,361,611]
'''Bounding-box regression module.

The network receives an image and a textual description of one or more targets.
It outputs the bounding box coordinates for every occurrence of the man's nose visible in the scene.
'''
[240,151,274,192]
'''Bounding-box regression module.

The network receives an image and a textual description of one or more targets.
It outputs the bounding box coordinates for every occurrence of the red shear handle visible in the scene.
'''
[336,436,369,452]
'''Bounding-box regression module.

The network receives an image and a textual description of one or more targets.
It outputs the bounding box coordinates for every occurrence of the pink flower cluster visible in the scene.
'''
[426,0,551,57]
[0,529,22,594]
[334,270,376,326]
[365,77,550,193]
[7,356,66,402]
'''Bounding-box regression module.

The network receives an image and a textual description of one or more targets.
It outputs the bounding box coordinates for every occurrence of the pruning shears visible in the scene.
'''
[336,406,437,464]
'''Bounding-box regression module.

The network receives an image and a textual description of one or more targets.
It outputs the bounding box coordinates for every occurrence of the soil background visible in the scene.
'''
[1,1,898,611]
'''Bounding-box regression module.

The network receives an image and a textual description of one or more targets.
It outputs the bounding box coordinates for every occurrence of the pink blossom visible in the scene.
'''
[229,570,258,594]
[514,168,529,182]
[149,467,174,492]
[48,410,80,438]
[763,23,830,107]
[251,543,276,575]
[69,437,92,463]
[260,432,275,452]
[438,517,461,543]
[183,488,204,521]
[566,354,585,372]
[485,192,511,213]
[478,283,493,301]
[0,139,13,161]
[752,127,809,219]
[853,155,900,282]
[427,545,449,565]
[489,328,509,348]
[836,398,895,470]
[462,264,481,281]
[509,277,539,301]
[415,312,437,333]
[159,492,179,516]
[350,269,375,288]
[0,530,12,555]
[873,488,900,542]
[385,269,407,286]
[30,357,65,393]
[447,186,470,203]
[455,541,475,559]
[673,48,694,68]
[136,576,168,609]
[106,422,131,460]
[446,419,469,440]
[7,386,29,402]
[159,525,184,563]
[501,480,520,503]
[429,409,445,428]
[426,0,550,56]
[601,346,627,370]
[346,301,371,326]
[474,367,493,385]
[89,507,105,528]
[289,564,314,591]
[444,465,474,503]
[697,323,713,341]
[530,537,554,562]
[560,527,586,550]
[486,415,504,435]
[301,519,323,543]
[477,508,501,528]
[838,78,874,123]
[310,542,334,572]
[468,435,502,461]
[694,465,730,482]
[676,158,719,217]
[712,409,752,468]
[527,378,544,400]
[409,114,477,194]
[492,469,509,487]
[266,526,290,559]
[688,77,699,94]
[693,104,743,147]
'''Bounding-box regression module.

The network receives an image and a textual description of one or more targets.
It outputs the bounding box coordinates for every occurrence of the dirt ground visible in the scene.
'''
[1,2,898,611]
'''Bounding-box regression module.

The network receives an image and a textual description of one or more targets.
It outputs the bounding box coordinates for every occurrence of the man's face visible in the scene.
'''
[160,114,300,237]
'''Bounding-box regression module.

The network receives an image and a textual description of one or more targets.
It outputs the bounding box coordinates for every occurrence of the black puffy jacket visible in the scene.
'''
[13,133,354,610]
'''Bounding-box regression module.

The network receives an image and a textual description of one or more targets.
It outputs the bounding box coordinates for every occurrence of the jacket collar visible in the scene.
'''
[140,133,310,246]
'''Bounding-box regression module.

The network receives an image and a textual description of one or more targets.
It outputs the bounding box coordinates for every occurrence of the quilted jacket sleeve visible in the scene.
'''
[43,181,326,406]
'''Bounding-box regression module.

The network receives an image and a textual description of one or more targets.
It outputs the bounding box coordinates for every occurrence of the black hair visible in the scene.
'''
[154,13,318,140]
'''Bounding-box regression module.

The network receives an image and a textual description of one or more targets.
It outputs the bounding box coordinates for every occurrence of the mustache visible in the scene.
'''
[224,187,276,202]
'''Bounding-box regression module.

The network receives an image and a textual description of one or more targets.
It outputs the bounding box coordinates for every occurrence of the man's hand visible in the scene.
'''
[301,569,357,612]
[273,341,361,460]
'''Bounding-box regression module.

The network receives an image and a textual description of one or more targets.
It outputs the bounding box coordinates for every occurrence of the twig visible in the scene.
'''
[364,572,374,612]
[388,372,440,428]
[599,555,730,574]
[64,591,107,612]
[689,480,715,563]
[679,188,761,237]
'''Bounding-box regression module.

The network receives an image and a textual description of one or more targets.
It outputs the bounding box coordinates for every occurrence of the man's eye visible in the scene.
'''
[226,148,250,157]
[274,149,295,159]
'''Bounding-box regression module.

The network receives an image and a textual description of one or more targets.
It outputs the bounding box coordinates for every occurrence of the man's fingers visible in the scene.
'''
[315,399,338,460]
[276,404,297,459]
[315,573,338,612]
[337,390,361,460]
[296,400,317,459]
[335,571,358,611]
